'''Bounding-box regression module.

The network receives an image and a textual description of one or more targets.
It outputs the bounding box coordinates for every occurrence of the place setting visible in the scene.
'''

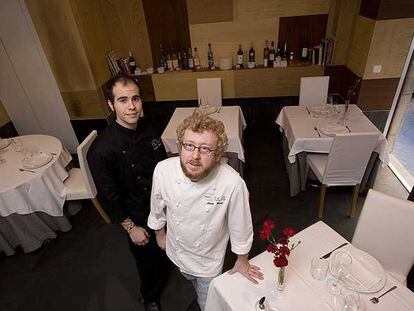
[310,243,389,310]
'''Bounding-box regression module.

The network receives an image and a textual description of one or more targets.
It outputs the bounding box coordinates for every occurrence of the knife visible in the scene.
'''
[320,242,348,259]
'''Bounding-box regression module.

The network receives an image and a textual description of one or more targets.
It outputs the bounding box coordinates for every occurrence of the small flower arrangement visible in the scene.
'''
[259,220,301,267]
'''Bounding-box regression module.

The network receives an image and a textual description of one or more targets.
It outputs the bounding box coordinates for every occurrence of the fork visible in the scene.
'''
[19,168,35,173]
[314,126,321,137]
[370,285,397,304]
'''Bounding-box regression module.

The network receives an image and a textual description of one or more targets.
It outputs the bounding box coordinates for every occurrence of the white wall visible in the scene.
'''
[0,0,78,152]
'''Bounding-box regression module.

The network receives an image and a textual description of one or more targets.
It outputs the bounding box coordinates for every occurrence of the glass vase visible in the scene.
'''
[276,266,285,291]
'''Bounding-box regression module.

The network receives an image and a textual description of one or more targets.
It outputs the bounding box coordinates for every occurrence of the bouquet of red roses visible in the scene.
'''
[259,220,301,267]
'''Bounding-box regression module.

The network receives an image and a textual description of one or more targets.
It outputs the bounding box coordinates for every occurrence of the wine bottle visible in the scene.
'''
[208,43,214,69]
[128,51,136,74]
[269,41,275,67]
[159,44,167,70]
[263,40,269,68]
[248,42,255,68]
[193,47,200,70]
[166,49,173,71]
[300,42,309,62]
[237,44,244,68]
[188,48,194,69]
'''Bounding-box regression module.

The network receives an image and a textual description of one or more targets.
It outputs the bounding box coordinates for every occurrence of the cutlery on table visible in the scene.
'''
[370,285,397,304]
[258,297,266,310]
[19,168,35,173]
[51,152,57,155]
[217,107,221,113]
[345,125,351,132]
[320,242,348,259]
[306,107,311,114]
[314,126,321,137]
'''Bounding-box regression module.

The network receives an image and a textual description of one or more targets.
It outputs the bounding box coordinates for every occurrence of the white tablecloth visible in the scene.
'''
[161,106,247,162]
[275,105,389,165]
[0,135,72,217]
[206,221,414,311]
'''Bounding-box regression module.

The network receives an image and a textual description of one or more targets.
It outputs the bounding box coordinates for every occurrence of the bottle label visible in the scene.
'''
[194,58,200,67]
[129,61,136,67]
[269,54,275,61]
[302,48,308,58]
[263,59,268,67]
[188,58,194,68]
[237,55,243,65]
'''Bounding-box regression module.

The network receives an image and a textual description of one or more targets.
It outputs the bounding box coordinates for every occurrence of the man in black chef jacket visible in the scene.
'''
[87,74,167,311]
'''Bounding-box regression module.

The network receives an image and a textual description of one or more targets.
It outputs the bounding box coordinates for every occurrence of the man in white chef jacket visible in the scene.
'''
[148,111,263,310]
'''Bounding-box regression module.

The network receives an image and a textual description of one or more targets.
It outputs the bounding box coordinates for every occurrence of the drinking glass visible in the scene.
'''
[311,257,329,280]
[326,251,352,295]
[334,286,360,311]
[11,138,24,152]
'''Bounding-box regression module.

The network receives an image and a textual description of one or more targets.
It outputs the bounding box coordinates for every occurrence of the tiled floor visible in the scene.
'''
[0,122,411,311]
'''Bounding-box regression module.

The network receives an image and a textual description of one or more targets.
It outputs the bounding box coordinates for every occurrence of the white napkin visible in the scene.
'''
[347,255,382,290]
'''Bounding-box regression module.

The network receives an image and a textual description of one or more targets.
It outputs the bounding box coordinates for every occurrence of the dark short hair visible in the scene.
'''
[104,74,141,104]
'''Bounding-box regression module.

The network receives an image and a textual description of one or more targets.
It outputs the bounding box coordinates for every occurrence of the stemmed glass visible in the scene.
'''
[334,286,361,311]
[11,138,24,152]
[327,251,352,296]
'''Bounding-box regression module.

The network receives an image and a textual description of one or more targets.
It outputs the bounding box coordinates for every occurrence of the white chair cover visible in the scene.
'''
[307,132,379,186]
[352,189,414,283]
[197,78,222,106]
[299,76,330,107]
[66,130,97,200]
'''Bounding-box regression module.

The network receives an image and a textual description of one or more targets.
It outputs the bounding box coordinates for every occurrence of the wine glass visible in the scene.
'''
[334,286,360,311]
[327,251,352,295]
[11,138,24,152]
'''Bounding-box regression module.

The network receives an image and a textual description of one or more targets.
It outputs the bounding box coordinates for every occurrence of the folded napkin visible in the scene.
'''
[347,254,382,291]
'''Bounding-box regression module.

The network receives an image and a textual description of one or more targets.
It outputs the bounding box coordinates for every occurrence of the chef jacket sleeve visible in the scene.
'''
[147,164,167,230]
[227,180,253,255]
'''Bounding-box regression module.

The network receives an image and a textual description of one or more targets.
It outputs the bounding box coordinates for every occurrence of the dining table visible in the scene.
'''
[161,106,246,173]
[275,104,390,196]
[205,221,414,311]
[0,135,73,256]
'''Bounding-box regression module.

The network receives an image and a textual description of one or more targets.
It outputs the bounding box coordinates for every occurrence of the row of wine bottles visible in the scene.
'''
[156,41,311,72]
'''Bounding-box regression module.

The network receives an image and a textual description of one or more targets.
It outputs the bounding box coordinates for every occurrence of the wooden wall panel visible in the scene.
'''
[61,89,108,119]
[324,65,361,103]
[359,0,381,20]
[100,0,153,69]
[237,0,330,20]
[152,71,235,101]
[357,78,399,110]
[25,0,95,91]
[234,66,325,98]
[187,0,233,24]
[378,0,414,20]
[332,0,361,65]
[278,14,328,60]
[71,0,111,87]
[364,17,414,79]
[0,100,10,127]
[143,0,191,69]
[346,15,375,78]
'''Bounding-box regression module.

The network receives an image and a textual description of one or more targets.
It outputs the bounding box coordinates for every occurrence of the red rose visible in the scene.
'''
[283,227,295,237]
[278,236,288,245]
[263,220,275,230]
[259,228,271,240]
[279,245,291,256]
[267,244,277,253]
[273,256,288,267]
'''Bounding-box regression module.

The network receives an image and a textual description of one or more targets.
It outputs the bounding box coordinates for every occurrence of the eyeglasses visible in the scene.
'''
[182,142,216,155]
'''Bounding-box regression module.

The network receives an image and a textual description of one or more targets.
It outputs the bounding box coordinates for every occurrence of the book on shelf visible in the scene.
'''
[106,50,121,76]
[311,36,336,67]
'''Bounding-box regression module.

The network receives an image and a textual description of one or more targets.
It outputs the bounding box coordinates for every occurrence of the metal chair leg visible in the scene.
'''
[319,184,327,218]
[350,183,361,218]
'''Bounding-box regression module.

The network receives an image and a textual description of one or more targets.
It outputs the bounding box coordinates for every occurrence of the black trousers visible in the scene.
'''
[127,229,168,303]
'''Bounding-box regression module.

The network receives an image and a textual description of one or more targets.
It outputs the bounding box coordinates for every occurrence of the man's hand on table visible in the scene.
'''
[228,254,263,284]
